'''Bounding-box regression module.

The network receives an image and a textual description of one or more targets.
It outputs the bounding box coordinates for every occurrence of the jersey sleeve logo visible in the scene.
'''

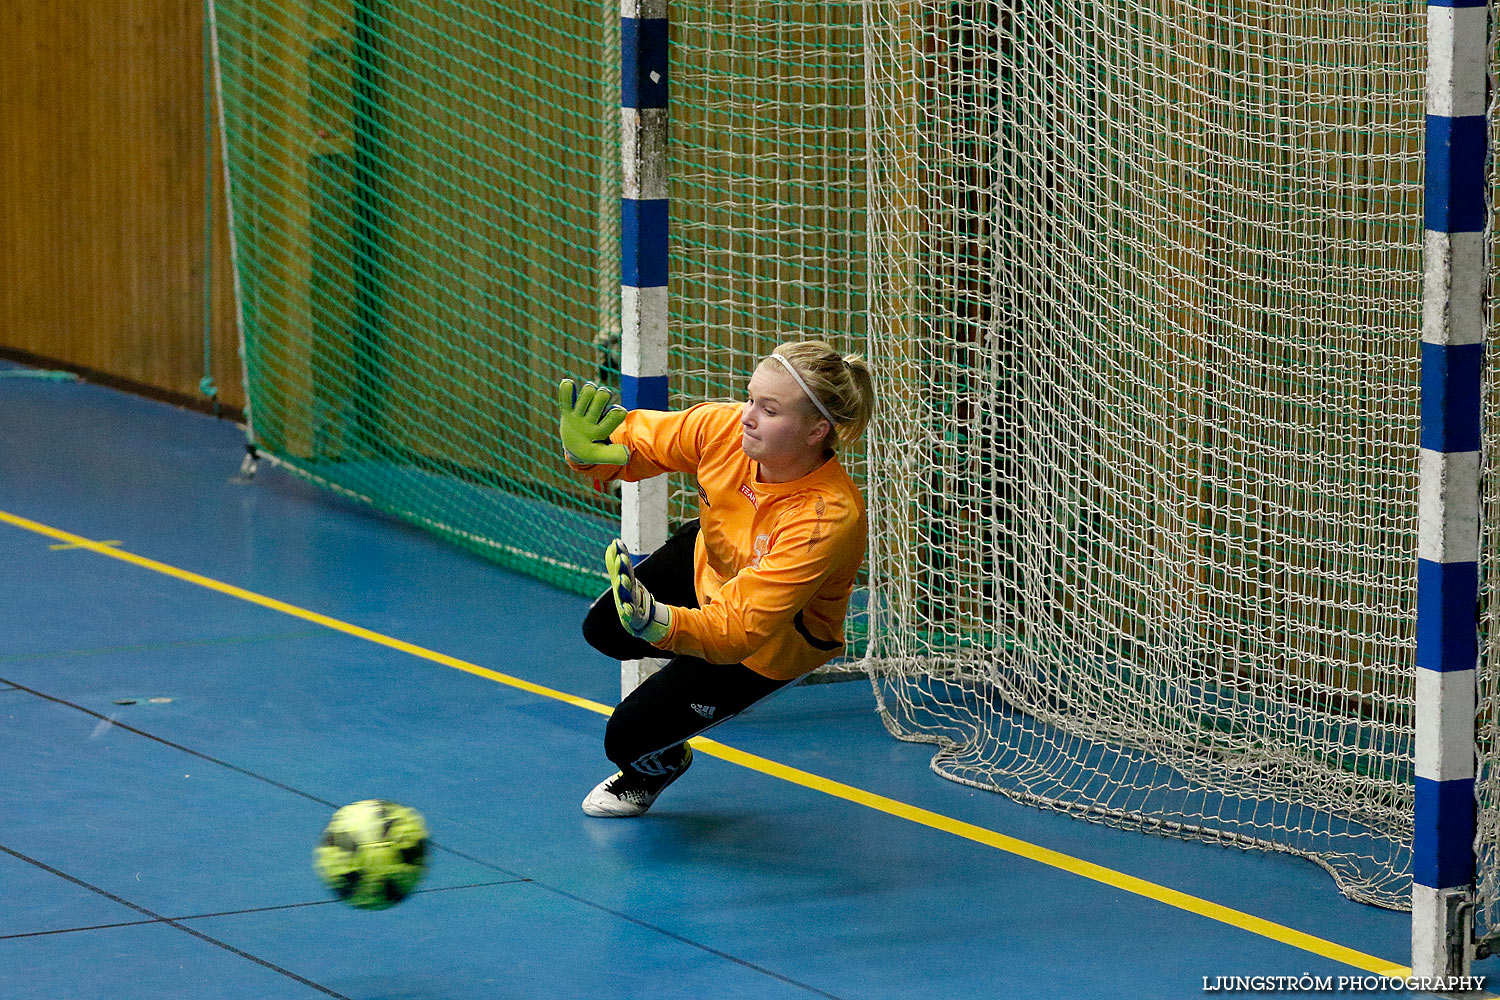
[751,533,771,568]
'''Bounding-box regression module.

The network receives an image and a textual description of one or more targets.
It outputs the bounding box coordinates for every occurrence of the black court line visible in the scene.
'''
[2,675,528,878]
[536,882,848,1000]
[4,677,850,1000]
[0,843,353,1000]
[4,676,361,811]
[0,880,530,942]
[0,629,328,666]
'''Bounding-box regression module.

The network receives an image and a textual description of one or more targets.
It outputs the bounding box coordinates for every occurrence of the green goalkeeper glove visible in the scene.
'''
[605,539,672,644]
[557,378,629,466]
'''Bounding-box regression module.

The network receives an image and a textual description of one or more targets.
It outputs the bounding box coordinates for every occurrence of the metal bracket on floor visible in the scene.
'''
[1449,893,1482,970]
[232,443,260,483]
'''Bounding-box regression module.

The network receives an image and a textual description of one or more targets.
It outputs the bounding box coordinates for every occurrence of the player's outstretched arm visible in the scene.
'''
[557,378,630,466]
[605,539,672,644]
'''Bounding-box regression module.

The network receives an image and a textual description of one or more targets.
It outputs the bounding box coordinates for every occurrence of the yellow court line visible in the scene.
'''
[2,510,612,718]
[0,507,1412,980]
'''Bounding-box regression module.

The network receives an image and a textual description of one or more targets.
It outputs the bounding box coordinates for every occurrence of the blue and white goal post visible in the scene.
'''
[1415,0,1488,977]
[619,0,670,699]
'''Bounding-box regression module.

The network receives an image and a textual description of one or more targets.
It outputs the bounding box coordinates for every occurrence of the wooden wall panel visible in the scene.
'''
[0,0,243,412]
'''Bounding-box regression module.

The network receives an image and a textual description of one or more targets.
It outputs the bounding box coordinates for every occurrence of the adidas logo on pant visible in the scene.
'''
[690,703,716,719]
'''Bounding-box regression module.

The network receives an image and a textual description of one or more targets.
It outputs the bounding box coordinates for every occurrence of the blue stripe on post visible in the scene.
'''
[1414,776,1477,888]
[1428,0,1487,8]
[1416,558,1480,673]
[622,199,668,288]
[621,17,669,110]
[1419,341,1483,452]
[621,374,669,411]
[1426,115,1488,233]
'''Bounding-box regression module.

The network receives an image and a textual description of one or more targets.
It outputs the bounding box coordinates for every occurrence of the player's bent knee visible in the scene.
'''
[581,593,630,657]
[602,710,643,770]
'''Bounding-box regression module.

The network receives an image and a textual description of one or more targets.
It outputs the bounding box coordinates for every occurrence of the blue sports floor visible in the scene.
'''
[1,363,1492,999]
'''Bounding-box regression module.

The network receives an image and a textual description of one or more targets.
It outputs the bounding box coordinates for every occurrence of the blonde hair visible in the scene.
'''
[767,340,875,454]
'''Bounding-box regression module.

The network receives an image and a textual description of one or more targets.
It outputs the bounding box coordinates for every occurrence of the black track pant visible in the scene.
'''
[582,520,792,778]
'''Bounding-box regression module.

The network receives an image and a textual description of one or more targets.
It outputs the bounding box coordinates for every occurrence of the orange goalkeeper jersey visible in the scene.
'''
[567,401,867,680]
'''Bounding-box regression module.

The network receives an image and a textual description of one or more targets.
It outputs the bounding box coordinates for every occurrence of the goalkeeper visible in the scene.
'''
[557,340,874,818]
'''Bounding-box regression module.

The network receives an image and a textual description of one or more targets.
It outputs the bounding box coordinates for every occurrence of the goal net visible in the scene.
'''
[860,0,1426,909]
[669,3,869,659]
[1475,61,1500,937]
[210,0,625,596]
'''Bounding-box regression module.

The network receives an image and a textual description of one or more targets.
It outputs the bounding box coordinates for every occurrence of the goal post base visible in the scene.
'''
[621,657,666,702]
[1413,886,1474,979]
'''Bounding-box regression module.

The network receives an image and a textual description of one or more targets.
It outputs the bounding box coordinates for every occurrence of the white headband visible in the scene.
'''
[767,353,836,426]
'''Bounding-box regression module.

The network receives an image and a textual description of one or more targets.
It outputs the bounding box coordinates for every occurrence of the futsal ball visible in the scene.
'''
[314,799,429,910]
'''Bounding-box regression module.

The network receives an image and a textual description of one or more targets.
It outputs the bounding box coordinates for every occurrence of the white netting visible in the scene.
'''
[1474,21,1500,937]
[670,4,866,417]
[669,2,871,665]
[861,0,1426,908]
